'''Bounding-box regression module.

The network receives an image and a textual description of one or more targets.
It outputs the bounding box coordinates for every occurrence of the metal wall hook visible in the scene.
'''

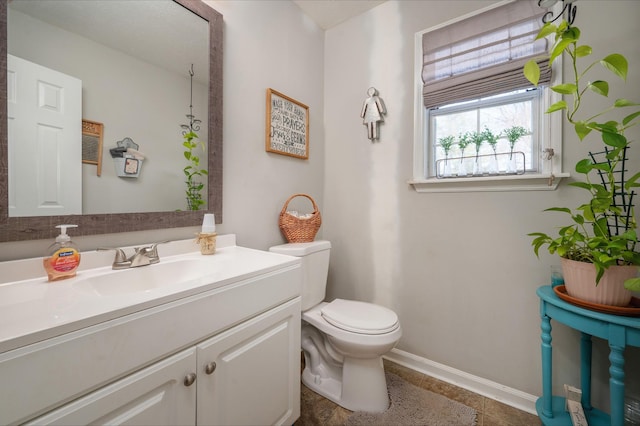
[539,0,578,26]
[182,64,201,135]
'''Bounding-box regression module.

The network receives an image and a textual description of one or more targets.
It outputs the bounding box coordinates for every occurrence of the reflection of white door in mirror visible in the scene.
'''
[8,54,82,217]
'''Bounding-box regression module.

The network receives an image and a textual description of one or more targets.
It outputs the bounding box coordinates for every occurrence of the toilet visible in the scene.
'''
[269,240,401,413]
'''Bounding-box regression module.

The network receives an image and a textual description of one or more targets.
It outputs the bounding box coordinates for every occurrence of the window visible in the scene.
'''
[410,0,567,192]
[430,88,539,178]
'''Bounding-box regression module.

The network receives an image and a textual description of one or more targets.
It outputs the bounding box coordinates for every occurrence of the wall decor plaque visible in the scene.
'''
[265,88,309,159]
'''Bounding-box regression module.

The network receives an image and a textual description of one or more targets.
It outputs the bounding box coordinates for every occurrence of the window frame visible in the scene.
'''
[410,0,568,193]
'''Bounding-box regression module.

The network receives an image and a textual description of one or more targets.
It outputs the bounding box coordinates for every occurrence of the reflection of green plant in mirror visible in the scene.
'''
[438,135,455,164]
[183,130,208,211]
[181,64,207,211]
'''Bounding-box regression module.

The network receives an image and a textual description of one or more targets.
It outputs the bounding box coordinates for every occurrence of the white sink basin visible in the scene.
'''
[0,236,303,355]
[74,258,213,296]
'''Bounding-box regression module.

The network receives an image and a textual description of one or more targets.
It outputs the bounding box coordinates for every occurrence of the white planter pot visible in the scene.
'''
[561,258,637,307]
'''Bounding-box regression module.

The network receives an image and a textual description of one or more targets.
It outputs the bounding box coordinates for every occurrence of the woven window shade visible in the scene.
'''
[422,0,551,109]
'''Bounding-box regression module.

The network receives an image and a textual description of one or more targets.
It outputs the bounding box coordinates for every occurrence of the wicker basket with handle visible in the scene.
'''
[278,193,322,243]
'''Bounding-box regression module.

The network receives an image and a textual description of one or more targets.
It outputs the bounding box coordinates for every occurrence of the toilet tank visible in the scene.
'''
[269,240,331,311]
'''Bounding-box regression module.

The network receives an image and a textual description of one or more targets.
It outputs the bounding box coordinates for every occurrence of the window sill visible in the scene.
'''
[408,173,569,193]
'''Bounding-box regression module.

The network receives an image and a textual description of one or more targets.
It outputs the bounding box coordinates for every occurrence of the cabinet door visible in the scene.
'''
[197,298,301,426]
[27,348,197,426]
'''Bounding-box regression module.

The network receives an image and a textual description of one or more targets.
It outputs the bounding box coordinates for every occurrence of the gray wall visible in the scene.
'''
[322,0,640,411]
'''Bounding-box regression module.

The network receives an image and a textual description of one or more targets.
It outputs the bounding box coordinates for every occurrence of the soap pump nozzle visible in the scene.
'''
[55,224,78,243]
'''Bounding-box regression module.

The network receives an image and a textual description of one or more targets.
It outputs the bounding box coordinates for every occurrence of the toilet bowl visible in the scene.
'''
[269,241,402,413]
[301,299,401,412]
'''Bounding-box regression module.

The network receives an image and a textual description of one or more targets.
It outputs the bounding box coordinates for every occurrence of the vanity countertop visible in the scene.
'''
[0,235,300,354]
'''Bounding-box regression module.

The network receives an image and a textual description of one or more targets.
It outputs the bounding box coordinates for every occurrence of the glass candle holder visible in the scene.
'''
[196,232,217,255]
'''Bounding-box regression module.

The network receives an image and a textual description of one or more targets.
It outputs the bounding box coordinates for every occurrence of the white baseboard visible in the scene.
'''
[384,348,538,415]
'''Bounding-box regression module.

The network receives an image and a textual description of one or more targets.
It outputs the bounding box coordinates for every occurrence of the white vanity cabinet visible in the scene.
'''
[0,244,301,426]
[27,299,300,426]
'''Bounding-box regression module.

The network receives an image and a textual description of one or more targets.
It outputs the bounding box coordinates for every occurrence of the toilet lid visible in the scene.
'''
[320,299,399,335]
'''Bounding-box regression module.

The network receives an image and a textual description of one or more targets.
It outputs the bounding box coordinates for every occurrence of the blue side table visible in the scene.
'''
[536,286,640,426]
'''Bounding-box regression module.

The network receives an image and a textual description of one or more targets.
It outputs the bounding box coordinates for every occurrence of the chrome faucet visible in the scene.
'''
[98,242,168,270]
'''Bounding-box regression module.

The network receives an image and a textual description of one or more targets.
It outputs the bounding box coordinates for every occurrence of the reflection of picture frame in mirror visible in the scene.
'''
[265,88,309,159]
[82,119,104,176]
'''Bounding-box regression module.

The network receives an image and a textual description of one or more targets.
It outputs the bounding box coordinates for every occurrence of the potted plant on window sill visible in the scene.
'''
[438,135,455,177]
[504,126,528,173]
[525,19,640,307]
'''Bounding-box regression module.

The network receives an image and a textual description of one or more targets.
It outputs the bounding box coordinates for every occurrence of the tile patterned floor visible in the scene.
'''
[295,359,541,426]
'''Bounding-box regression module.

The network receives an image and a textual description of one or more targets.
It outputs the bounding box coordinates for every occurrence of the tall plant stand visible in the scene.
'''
[536,286,640,426]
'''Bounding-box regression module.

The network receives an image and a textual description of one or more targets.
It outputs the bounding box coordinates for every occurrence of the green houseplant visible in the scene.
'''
[503,125,528,173]
[471,130,485,165]
[525,19,640,299]
[503,125,528,160]
[439,135,455,165]
[457,132,473,176]
[458,131,472,161]
[438,135,455,176]
[483,127,500,160]
[482,127,500,173]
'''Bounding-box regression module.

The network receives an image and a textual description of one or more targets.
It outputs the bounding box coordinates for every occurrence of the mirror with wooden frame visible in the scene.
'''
[0,0,223,242]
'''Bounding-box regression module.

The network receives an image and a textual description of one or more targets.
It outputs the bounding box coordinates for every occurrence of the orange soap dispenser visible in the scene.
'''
[43,224,81,281]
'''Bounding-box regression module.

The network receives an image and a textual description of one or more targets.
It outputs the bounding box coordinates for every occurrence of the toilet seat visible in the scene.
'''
[321,299,399,335]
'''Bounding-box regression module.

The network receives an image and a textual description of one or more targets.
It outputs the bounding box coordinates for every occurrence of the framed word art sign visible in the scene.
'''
[265,88,309,159]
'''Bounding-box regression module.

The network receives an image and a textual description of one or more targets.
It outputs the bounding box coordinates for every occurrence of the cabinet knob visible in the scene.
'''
[205,362,217,375]
[184,373,197,387]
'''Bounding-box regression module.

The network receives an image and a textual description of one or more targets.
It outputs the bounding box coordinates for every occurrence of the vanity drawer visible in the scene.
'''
[0,265,300,425]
